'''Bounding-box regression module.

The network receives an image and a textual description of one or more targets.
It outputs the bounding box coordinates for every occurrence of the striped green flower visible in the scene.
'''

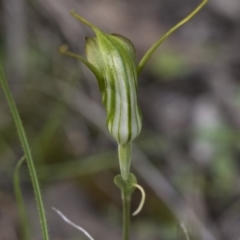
[85,31,142,146]
[61,12,142,146]
[60,0,208,180]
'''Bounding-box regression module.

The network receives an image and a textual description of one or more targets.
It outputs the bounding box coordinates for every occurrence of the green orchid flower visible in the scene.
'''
[60,0,207,180]
[60,14,142,146]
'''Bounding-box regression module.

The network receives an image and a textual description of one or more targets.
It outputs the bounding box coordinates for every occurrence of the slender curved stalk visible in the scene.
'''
[137,0,208,75]
[0,65,49,240]
[14,156,31,240]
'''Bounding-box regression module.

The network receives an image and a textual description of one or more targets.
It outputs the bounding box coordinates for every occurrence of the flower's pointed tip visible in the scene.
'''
[70,9,75,15]
[70,10,96,31]
[70,9,81,19]
[59,44,69,54]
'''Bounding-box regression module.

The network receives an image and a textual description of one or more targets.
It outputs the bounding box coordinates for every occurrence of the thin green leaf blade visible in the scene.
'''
[0,65,49,240]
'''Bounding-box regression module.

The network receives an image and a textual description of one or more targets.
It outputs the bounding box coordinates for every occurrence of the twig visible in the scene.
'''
[52,207,95,240]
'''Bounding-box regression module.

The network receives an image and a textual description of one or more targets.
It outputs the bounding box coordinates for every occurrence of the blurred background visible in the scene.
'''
[1,0,240,239]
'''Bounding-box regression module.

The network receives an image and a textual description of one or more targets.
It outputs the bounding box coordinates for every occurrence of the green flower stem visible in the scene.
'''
[0,66,49,240]
[14,156,31,240]
[122,182,131,240]
[114,174,137,240]
[118,143,132,181]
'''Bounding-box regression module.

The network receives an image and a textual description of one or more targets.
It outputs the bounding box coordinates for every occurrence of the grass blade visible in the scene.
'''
[0,65,49,240]
[14,156,31,240]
